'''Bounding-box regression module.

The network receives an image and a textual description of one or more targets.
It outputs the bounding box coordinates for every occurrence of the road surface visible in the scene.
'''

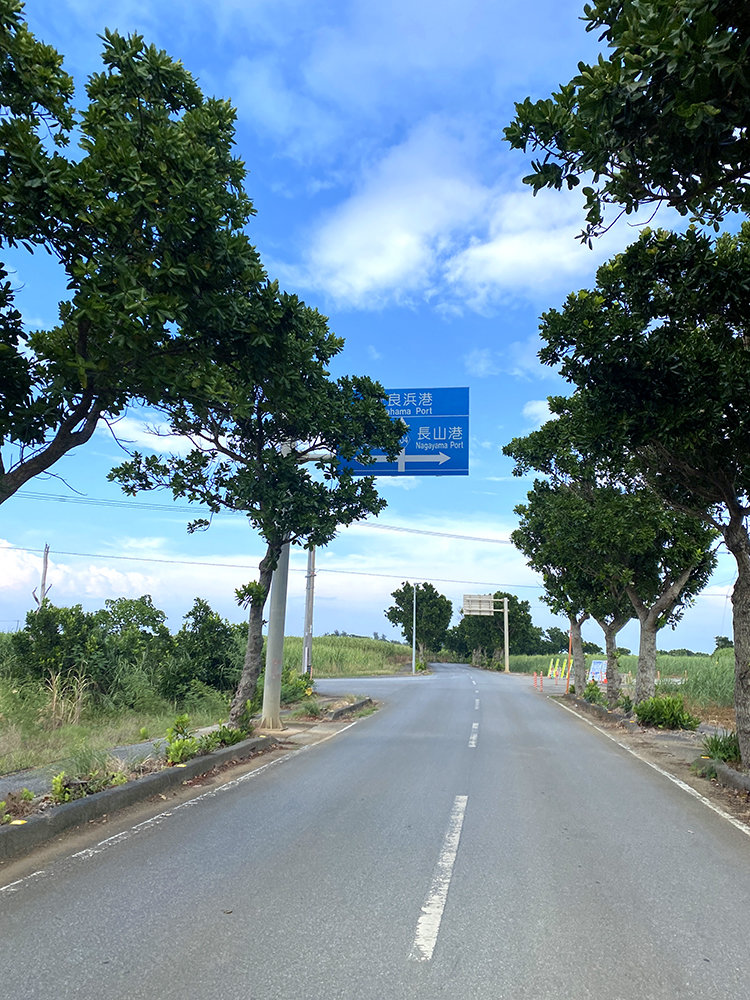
[2,664,749,999]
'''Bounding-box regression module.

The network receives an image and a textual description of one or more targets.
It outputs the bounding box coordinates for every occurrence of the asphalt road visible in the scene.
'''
[3,664,750,999]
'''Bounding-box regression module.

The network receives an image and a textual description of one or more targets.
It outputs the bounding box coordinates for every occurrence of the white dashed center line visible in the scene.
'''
[409,794,468,962]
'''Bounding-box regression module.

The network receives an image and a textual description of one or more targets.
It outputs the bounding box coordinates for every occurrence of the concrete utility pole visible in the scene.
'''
[302,546,315,675]
[260,541,291,729]
[412,582,417,675]
[33,543,51,607]
[503,596,510,674]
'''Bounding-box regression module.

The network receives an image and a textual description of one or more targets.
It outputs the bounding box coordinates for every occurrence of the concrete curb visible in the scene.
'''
[0,735,276,865]
[705,759,750,795]
[327,697,372,720]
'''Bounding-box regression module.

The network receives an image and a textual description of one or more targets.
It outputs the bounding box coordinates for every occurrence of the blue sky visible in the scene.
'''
[1,0,736,651]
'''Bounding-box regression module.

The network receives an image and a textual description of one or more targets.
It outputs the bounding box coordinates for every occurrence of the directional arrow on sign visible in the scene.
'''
[373,450,450,472]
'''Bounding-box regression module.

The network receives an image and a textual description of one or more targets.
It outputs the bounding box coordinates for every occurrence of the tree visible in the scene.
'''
[385,582,453,659]
[445,591,545,666]
[504,0,750,241]
[1,3,261,504]
[508,479,632,698]
[534,225,750,760]
[505,437,716,702]
[714,636,734,651]
[110,282,404,728]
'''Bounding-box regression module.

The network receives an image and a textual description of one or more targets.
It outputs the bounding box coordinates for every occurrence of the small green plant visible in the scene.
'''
[289,700,324,720]
[583,680,604,705]
[197,731,221,754]
[20,787,34,802]
[164,713,201,764]
[214,724,249,746]
[138,727,150,741]
[618,693,633,714]
[165,713,193,742]
[634,695,700,731]
[165,736,200,764]
[0,800,10,824]
[51,772,74,804]
[701,729,741,763]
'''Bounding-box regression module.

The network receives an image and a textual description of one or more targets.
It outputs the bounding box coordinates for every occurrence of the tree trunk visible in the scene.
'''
[633,616,658,705]
[627,567,695,706]
[595,617,628,708]
[569,613,589,696]
[723,512,750,767]
[228,547,276,728]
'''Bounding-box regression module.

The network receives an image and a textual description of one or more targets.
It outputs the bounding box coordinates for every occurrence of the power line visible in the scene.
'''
[13,491,513,545]
[0,542,734,596]
[0,543,536,589]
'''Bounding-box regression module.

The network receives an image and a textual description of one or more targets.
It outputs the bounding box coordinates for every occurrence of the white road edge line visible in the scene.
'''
[474,698,480,711]
[409,794,468,963]
[0,720,360,891]
[468,722,479,748]
[554,699,750,839]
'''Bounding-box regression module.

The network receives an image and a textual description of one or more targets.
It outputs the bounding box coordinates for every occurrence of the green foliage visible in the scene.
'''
[280,667,315,705]
[171,599,241,696]
[166,736,200,764]
[289,700,325,720]
[445,592,544,659]
[0,800,9,824]
[714,635,734,650]
[10,603,103,683]
[385,582,453,653]
[701,729,741,764]
[163,713,250,764]
[681,654,735,708]
[165,713,192,742]
[214,724,249,746]
[51,772,72,803]
[504,0,750,240]
[634,695,700,731]
[618,693,633,714]
[583,680,604,705]
[1,6,262,504]
[281,635,409,677]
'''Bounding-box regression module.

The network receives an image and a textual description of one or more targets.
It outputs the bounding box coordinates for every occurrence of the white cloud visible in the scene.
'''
[521,399,552,428]
[99,413,197,456]
[464,335,560,382]
[279,117,489,308]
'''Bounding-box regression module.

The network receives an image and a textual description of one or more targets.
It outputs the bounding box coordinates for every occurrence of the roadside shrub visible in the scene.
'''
[280,667,315,704]
[166,735,200,764]
[163,714,251,765]
[182,679,230,718]
[583,680,604,705]
[618,693,633,714]
[634,695,700,731]
[701,729,741,763]
[214,724,249,745]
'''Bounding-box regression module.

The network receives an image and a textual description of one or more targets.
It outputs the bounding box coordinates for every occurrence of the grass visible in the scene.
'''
[0,676,230,775]
[0,635,408,775]
[283,635,411,677]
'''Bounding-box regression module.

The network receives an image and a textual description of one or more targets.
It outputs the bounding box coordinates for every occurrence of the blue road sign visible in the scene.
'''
[346,387,469,476]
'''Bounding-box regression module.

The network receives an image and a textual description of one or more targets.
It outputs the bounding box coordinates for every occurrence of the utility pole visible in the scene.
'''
[503,596,510,673]
[260,540,291,729]
[33,544,51,607]
[302,546,316,675]
[412,582,417,674]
